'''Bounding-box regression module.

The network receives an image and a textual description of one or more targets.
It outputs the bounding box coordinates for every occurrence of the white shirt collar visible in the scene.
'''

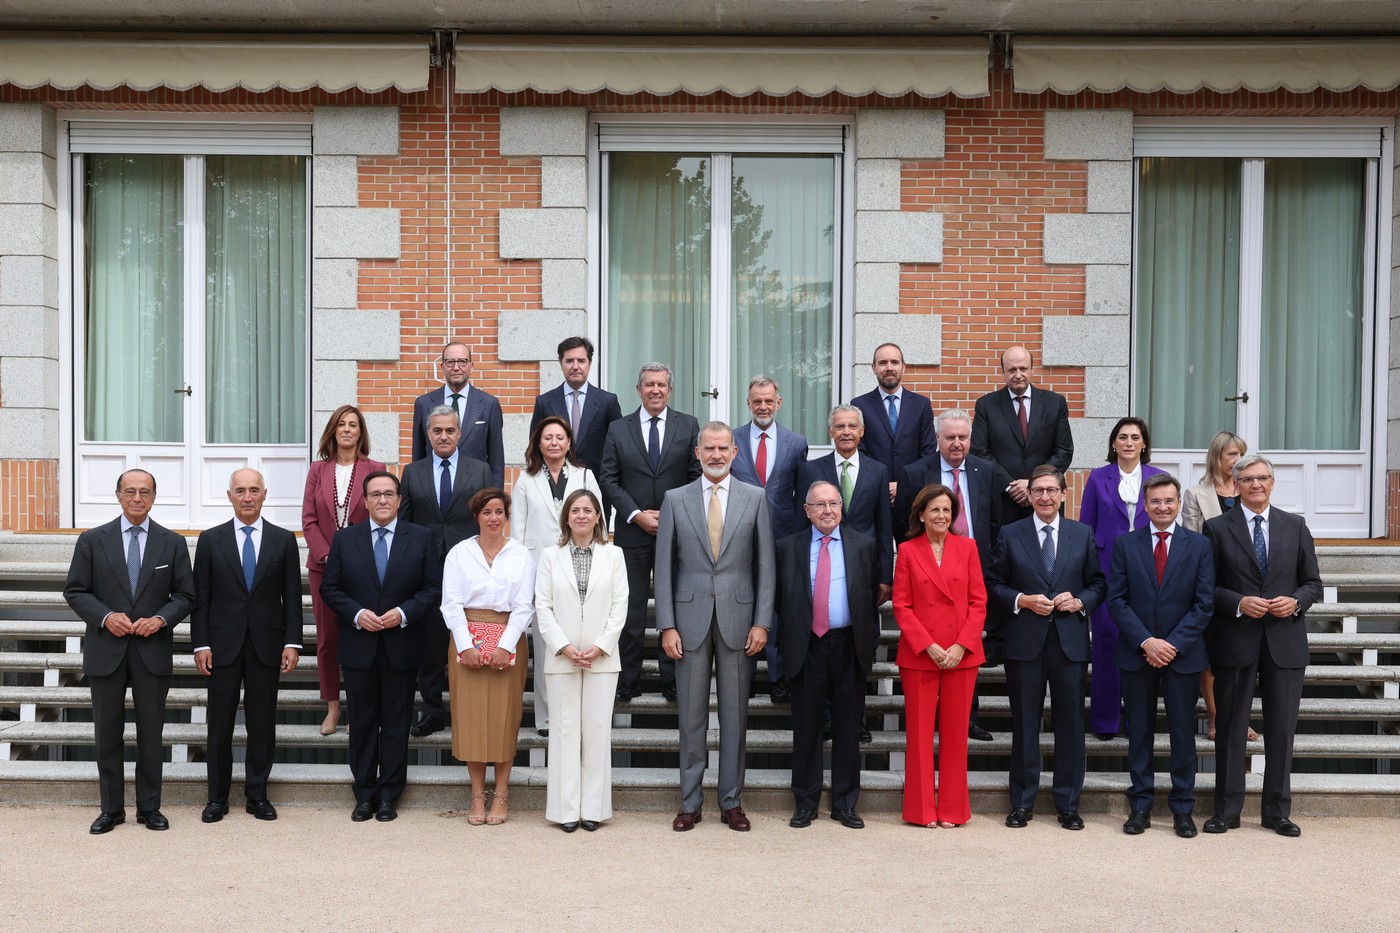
[565,383,588,398]
[1242,504,1271,523]
[940,456,966,473]
[1033,514,1060,535]
[706,475,732,494]
[835,450,859,467]
[880,387,903,402]
[119,516,151,535]
[1150,521,1178,537]
[1008,386,1033,401]
[642,407,667,424]
[370,517,398,534]
[443,383,471,398]
[235,516,265,533]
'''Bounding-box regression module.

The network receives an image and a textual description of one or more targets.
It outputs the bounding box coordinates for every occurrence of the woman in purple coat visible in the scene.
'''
[1079,416,1166,739]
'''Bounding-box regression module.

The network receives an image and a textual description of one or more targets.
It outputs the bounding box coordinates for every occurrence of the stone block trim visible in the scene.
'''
[855,262,900,313]
[1068,418,1121,470]
[541,259,587,311]
[1085,264,1131,316]
[312,309,401,362]
[855,159,901,211]
[0,151,56,208]
[312,207,401,260]
[1087,161,1133,214]
[499,208,587,260]
[0,357,58,409]
[498,310,587,362]
[0,255,56,308]
[498,107,588,157]
[360,412,403,467]
[855,211,943,264]
[312,156,359,208]
[1044,110,1133,162]
[0,408,58,460]
[312,106,400,156]
[0,306,57,358]
[1043,213,1131,266]
[0,103,56,156]
[312,361,359,411]
[540,157,587,208]
[312,259,359,311]
[1082,365,1130,420]
[1042,315,1130,368]
[855,109,946,160]
[854,313,941,369]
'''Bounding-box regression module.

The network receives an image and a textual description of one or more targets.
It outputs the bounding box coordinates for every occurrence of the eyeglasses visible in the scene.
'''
[1237,474,1272,486]
[365,491,399,501]
[805,500,843,512]
[440,358,471,368]
[119,488,154,499]
[1146,497,1179,507]
[1028,486,1063,498]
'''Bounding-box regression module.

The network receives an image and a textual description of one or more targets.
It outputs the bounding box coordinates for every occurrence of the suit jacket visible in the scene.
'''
[730,421,810,539]
[398,454,493,561]
[64,517,196,678]
[988,517,1106,664]
[851,387,937,481]
[599,407,702,549]
[1107,524,1215,673]
[893,453,1011,564]
[1180,479,1227,533]
[1203,505,1322,670]
[412,384,505,487]
[1079,462,1170,566]
[301,457,385,572]
[320,519,443,672]
[191,519,304,668]
[798,453,893,585]
[970,386,1074,519]
[774,527,881,679]
[509,465,602,561]
[530,383,623,473]
[533,542,629,675]
[654,479,776,652]
[892,533,987,671]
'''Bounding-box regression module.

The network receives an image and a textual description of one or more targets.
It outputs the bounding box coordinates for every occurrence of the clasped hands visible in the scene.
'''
[104,612,164,638]
[924,642,967,670]
[660,626,767,661]
[1018,592,1083,616]
[1239,596,1298,619]
[560,645,605,669]
[457,646,515,670]
[358,607,405,632]
[1140,637,1176,669]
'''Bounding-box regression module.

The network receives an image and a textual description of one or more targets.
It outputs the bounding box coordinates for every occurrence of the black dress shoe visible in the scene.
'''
[1261,816,1301,837]
[351,801,378,822]
[615,681,640,702]
[1122,810,1151,835]
[1056,810,1084,830]
[831,809,865,829]
[968,721,993,742]
[1094,732,1117,741]
[1005,807,1033,828]
[409,715,445,738]
[661,683,678,702]
[580,820,600,832]
[789,807,816,828]
[770,682,792,704]
[859,725,872,744]
[201,801,229,823]
[1174,813,1198,838]
[561,821,580,833]
[536,728,549,738]
[375,801,398,822]
[136,809,169,831]
[245,799,278,821]
[89,811,124,835]
[1203,814,1240,834]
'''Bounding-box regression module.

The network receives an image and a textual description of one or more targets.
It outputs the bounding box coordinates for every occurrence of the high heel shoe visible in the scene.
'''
[319,707,340,736]
[466,793,489,826]
[487,793,509,826]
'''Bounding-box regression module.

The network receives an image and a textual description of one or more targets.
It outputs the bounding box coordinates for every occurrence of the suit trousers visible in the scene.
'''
[1089,605,1123,735]
[620,544,676,690]
[343,639,417,806]
[416,611,450,721]
[790,628,863,811]
[1005,625,1087,812]
[309,568,341,703]
[531,625,552,730]
[206,630,280,804]
[676,616,753,813]
[544,670,619,823]
[89,642,170,812]
[1213,649,1304,821]
[901,665,977,825]
[1121,665,1199,815]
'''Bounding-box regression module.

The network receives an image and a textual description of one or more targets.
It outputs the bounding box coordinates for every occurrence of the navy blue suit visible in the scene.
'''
[530,382,623,475]
[411,385,504,488]
[798,454,893,586]
[851,388,937,486]
[1107,523,1214,815]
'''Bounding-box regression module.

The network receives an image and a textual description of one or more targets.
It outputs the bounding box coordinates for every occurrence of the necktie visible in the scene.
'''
[241,526,256,591]
[839,460,854,510]
[812,535,832,637]
[1252,514,1267,575]
[707,485,723,559]
[374,527,389,585]
[886,394,898,433]
[439,457,453,516]
[570,390,582,438]
[755,431,769,486]
[126,526,143,597]
[1041,525,1056,579]
[648,416,661,470]
[950,468,969,536]
[450,392,462,420]
[1016,395,1029,443]
[1154,531,1169,584]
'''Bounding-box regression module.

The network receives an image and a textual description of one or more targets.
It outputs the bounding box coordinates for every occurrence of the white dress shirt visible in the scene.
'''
[440,537,537,654]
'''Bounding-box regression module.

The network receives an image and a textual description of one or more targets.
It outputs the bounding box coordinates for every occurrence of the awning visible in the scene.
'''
[0,33,430,93]
[455,35,990,98]
[1014,38,1400,95]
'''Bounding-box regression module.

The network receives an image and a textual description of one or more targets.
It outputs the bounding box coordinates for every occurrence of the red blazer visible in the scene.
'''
[301,457,385,572]
[893,533,987,671]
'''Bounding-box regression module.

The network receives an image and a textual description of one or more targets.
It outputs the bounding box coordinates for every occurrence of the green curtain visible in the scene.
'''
[1134,157,1241,449]
[83,155,185,442]
[205,155,307,444]
[1259,158,1365,450]
[729,155,835,439]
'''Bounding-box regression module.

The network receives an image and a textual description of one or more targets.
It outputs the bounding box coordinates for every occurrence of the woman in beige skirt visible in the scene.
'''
[440,488,536,826]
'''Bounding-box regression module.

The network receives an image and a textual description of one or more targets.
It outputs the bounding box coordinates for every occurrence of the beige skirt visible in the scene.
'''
[447,609,528,763]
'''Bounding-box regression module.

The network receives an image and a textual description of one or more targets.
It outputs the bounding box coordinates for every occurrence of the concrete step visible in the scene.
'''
[1317,546,1400,575]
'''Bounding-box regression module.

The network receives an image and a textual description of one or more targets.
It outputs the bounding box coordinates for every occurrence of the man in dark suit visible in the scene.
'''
[321,470,443,822]
[1202,455,1322,837]
[988,465,1106,830]
[1107,473,1214,838]
[191,468,303,824]
[411,341,504,487]
[63,469,195,834]
[775,481,880,830]
[730,374,810,701]
[529,335,623,519]
[850,342,937,505]
[398,406,493,737]
[970,345,1074,523]
[599,362,702,701]
[894,408,1012,741]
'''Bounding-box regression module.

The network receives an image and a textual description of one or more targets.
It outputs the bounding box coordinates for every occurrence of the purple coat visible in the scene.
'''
[1079,462,1169,573]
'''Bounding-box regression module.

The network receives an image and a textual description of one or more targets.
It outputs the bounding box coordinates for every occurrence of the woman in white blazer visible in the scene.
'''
[534,489,628,832]
[511,415,602,735]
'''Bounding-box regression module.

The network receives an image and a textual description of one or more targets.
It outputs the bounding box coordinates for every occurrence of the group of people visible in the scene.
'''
[62,336,1321,841]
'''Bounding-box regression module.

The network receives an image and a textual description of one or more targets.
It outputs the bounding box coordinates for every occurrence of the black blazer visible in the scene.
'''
[797,454,894,585]
[599,407,702,548]
[530,382,623,472]
[774,527,881,680]
[64,517,196,679]
[411,385,505,487]
[320,519,443,673]
[1203,506,1322,670]
[191,519,304,668]
[851,387,938,481]
[970,386,1074,520]
[988,516,1106,664]
[893,453,1010,569]
[398,454,493,560]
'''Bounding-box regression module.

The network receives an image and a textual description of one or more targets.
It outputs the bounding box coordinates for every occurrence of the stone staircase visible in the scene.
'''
[2,532,1399,816]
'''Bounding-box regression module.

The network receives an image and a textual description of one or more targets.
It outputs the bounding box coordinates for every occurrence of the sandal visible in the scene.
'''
[467,793,489,826]
[1247,727,1260,741]
[487,793,509,826]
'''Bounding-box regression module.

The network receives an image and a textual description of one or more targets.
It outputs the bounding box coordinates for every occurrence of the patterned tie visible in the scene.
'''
[1041,525,1056,579]
[126,526,143,597]
[950,468,969,536]
[1252,514,1267,575]
[812,535,832,637]
[1154,531,1169,584]
[839,460,853,510]
[241,525,256,591]
[450,392,462,421]
[1016,395,1029,443]
[886,394,898,433]
[648,416,661,471]
[707,485,723,559]
[374,527,389,585]
[755,431,769,486]
[439,458,453,516]
[570,390,582,438]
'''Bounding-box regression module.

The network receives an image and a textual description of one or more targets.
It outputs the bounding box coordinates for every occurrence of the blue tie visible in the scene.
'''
[1252,514,1267,575]
[648,416,661,470]
[126,526,143,597]
[1041,525,1056,580]
[885,394,898,433]
[374,527,389,585]
[439,458,453,516]
[241,526,256,592]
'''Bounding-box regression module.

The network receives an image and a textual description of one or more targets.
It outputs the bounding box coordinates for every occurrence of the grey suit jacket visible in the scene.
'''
[654,478,776,652]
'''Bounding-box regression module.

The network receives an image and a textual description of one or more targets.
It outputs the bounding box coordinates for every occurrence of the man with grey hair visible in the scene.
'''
[799,405,892,596]
[600,362,701,701]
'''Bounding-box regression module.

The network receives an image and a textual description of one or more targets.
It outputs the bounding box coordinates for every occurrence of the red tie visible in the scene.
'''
[755,431,768,486]
[1154,531,1169,583]
[1016,396,1029,443]
[812,535,832,637]
[950,468,969,536]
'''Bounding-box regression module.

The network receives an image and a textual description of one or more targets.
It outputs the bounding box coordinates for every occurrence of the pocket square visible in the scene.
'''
[474,420,486,425]
[154,564,169,570]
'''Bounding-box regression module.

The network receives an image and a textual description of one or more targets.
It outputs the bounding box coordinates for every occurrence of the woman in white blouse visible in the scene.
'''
[510,415,602,737]
[533,489,628,832]
[441,487,536,826]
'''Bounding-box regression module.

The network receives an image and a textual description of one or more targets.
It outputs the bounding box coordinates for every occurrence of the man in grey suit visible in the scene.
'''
[656,422,775,832]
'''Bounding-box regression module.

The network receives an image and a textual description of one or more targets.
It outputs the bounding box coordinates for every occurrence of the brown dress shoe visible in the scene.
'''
[672,810,702,832]
[720,806,751,831]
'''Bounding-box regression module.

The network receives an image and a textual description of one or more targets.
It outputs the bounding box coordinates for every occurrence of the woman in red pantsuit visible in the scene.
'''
[301,405,385,735]
[894,483,987,828]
